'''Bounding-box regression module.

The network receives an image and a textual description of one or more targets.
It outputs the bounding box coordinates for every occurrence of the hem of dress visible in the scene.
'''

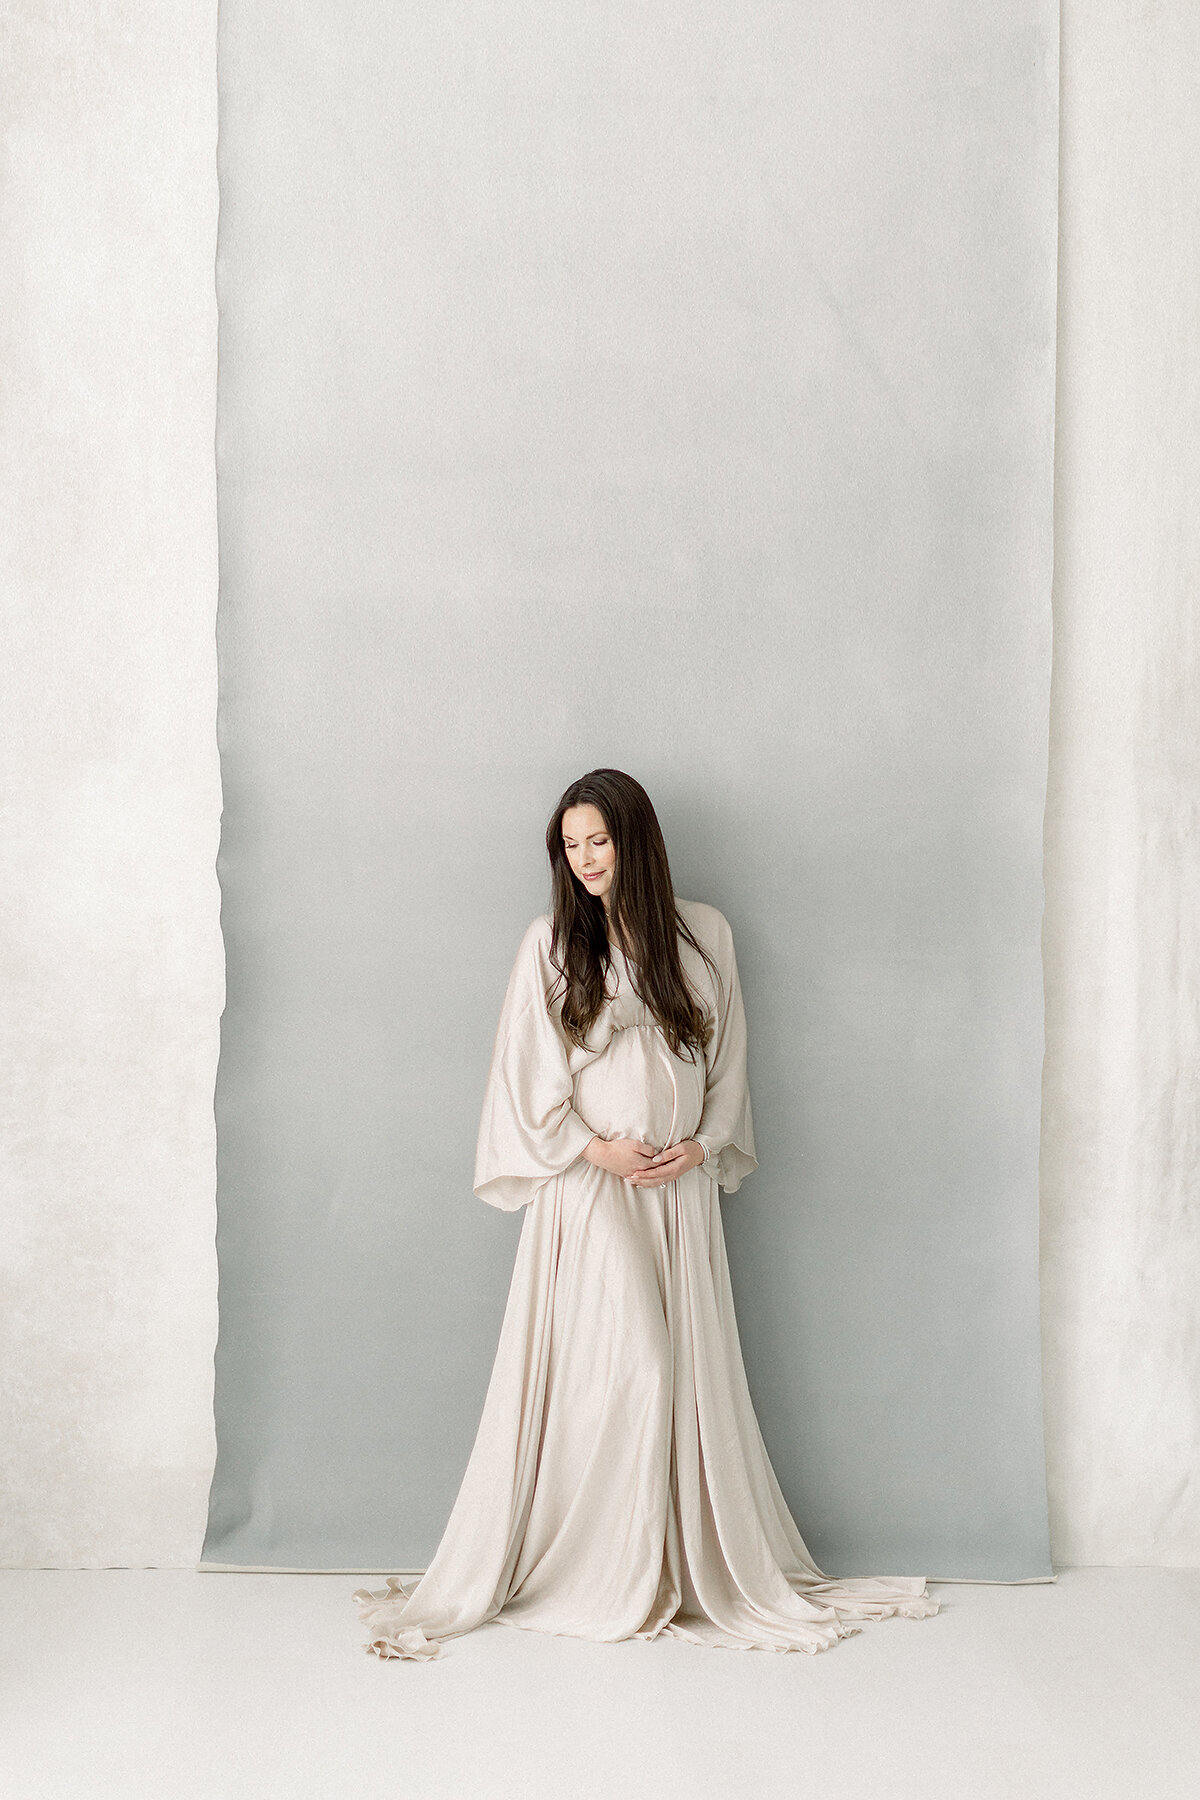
[352,1580,941,1662]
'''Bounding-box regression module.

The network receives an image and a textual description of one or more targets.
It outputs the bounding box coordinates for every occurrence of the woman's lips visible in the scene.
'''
[582,871,604,880]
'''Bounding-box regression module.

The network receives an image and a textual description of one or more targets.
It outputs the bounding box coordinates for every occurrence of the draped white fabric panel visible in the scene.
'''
[1039,0,1200,1566]
[0,0,220,1566]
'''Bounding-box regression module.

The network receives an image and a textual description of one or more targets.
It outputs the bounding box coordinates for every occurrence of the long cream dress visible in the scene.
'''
[354,899,939,1658]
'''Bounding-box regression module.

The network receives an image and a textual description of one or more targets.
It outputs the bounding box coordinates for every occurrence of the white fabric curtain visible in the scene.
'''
[1038,0,1200,1567]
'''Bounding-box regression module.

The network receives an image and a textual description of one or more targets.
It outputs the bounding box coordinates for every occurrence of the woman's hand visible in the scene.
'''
[582,1136,663,1180]
[626,1140,706,1187]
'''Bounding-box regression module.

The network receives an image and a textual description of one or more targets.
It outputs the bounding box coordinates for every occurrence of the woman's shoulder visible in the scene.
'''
[674,897,733,949]
[502,914,558,1007]
[518,911,555,954]
[672,900,737,972]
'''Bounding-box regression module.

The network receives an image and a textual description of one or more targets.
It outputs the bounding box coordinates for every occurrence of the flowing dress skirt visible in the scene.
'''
[354,1157,938,1659]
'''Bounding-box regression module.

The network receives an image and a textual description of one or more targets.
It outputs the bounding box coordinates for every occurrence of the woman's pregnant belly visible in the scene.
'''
[572,1023,706,1150]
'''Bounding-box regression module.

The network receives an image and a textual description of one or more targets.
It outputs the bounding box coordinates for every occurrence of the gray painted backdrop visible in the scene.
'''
[205,0,1056,1577]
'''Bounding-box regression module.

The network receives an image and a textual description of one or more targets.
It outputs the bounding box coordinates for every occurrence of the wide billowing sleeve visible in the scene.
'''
[473,916,598,1211]
[691,910,758,1193]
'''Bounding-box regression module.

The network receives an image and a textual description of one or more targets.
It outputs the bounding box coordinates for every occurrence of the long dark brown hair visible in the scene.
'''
[544,768,720,1061]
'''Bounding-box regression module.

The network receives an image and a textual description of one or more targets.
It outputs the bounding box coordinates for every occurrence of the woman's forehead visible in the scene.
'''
[562,803,608,837]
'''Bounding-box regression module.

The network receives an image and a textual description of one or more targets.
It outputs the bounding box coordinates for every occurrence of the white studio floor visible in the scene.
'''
[2,1568,1197,1800]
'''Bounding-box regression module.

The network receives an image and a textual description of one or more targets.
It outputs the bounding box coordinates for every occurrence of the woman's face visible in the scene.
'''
[561,803,616,908]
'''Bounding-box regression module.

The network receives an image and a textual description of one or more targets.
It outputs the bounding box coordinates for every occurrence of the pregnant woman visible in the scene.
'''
[354,767,939,1658]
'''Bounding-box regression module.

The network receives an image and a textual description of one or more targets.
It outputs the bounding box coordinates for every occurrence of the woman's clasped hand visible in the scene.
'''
[582,1135,706,1185]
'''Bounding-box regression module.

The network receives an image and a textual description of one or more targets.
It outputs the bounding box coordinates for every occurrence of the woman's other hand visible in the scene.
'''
[626,1140,705,1186]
